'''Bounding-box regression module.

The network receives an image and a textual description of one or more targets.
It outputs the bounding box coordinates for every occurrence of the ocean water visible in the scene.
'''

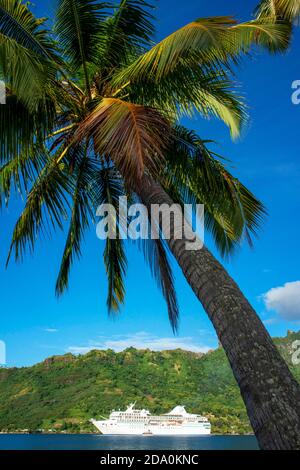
[0,434,259,450]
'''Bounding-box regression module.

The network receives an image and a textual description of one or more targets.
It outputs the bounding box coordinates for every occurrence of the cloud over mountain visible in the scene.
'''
[68,332,214,355]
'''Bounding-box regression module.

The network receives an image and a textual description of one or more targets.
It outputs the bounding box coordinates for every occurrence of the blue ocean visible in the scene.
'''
[0,434,259,450]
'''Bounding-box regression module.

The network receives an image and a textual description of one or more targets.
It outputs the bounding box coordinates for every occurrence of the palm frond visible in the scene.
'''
[138,230,179,332]
[125,66,246,139]
[76,97,171,184]
[55,148,96,295]
[114,16,289,88]
[55,0,108,94]
[7,149,72,264]
[0,1,271,332]
[0,144,45,207]
[91,167,127,313]
[0,37,57,109]
[0,95,56,165]
[0,0,60,107]
[103,236,127,313]
[228,19,291,54]
[0,0,58,59]
[95,0,155,71]
[256,0,300,22]
[179,75,245,139]
[113,16,236,83]
[0,157,24,206]
[162,126,266,256]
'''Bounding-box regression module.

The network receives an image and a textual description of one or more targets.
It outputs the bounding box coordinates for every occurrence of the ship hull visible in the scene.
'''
[91,420,211,436]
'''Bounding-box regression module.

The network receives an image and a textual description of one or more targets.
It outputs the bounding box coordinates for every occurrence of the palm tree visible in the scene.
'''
[1,0,300,449]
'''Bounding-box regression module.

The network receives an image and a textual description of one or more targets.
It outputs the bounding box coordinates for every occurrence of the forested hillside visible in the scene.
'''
[0,331,299,434]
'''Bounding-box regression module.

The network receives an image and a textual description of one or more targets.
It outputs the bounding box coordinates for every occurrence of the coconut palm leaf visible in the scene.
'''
[0,143,46,207]
[0,95,56,167]
[7,149,72,263]
[125,66,246,139]
[95,0,154,71]
[113,16,236,84]
[0,96,37,162]
[91,167,127,313]
[76,97,171,183]
[138,224,179,332]
[0,0,58,59]
[256,0,300,22]
[162,126,266,256]
[228,19,291,54]
[0,37,56,109]
[112,16,289,89]
[55,148,96,295]
[103,235,127,313]
[55,0,108,95]
[0,157,25,206]
[0,0,61,107]
[178,76,245,139]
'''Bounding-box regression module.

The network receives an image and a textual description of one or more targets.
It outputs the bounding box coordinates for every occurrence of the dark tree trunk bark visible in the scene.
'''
[138,175,300,450]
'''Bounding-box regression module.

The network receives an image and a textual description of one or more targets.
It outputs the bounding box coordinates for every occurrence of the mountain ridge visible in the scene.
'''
[0,331,299,434]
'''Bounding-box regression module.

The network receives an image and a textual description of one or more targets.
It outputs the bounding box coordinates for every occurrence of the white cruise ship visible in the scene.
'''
[91,403,211,435]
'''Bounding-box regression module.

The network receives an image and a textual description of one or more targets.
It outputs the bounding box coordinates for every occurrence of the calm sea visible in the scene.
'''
[0,434,258,450]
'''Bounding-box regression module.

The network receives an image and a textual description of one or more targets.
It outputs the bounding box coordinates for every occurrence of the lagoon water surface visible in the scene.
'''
[0,434,258,450]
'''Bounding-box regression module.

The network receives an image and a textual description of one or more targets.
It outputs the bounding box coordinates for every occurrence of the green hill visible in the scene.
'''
[0,331,299,434]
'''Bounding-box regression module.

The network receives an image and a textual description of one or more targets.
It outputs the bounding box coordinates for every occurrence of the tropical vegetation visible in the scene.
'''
[0,331,299,435]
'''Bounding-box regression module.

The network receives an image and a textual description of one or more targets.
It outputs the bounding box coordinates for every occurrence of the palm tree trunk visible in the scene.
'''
[138,175,300,450]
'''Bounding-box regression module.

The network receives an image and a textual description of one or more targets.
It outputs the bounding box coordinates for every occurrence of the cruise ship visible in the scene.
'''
[91,403,211,435]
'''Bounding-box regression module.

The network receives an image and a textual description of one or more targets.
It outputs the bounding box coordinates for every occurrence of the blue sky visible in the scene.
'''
[1,0,300,367]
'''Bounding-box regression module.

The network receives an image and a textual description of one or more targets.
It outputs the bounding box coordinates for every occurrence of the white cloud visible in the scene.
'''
[44,328,58,333]
[68,332,213,355]
[262,281,300,321]
[196,329,215,337]
[263,318,278,326]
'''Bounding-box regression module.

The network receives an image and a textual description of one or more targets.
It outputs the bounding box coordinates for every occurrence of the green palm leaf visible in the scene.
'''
[125,66,246,139]
[91,167,127,313]
[104,236,127,314]
[228,19,290,54]
[113,16,289,86]
[55,148,96,295]
[256,0,300,22]
[0,0,58,59]
[113,16,236,83]
[137,223,179,332]
[95,0,154,71]
[0,95,56,166]
[55,0,108,95]
[163,126,266,256]
[7,149,72,263]
[0,0,60,107]
[0,143,45,207]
